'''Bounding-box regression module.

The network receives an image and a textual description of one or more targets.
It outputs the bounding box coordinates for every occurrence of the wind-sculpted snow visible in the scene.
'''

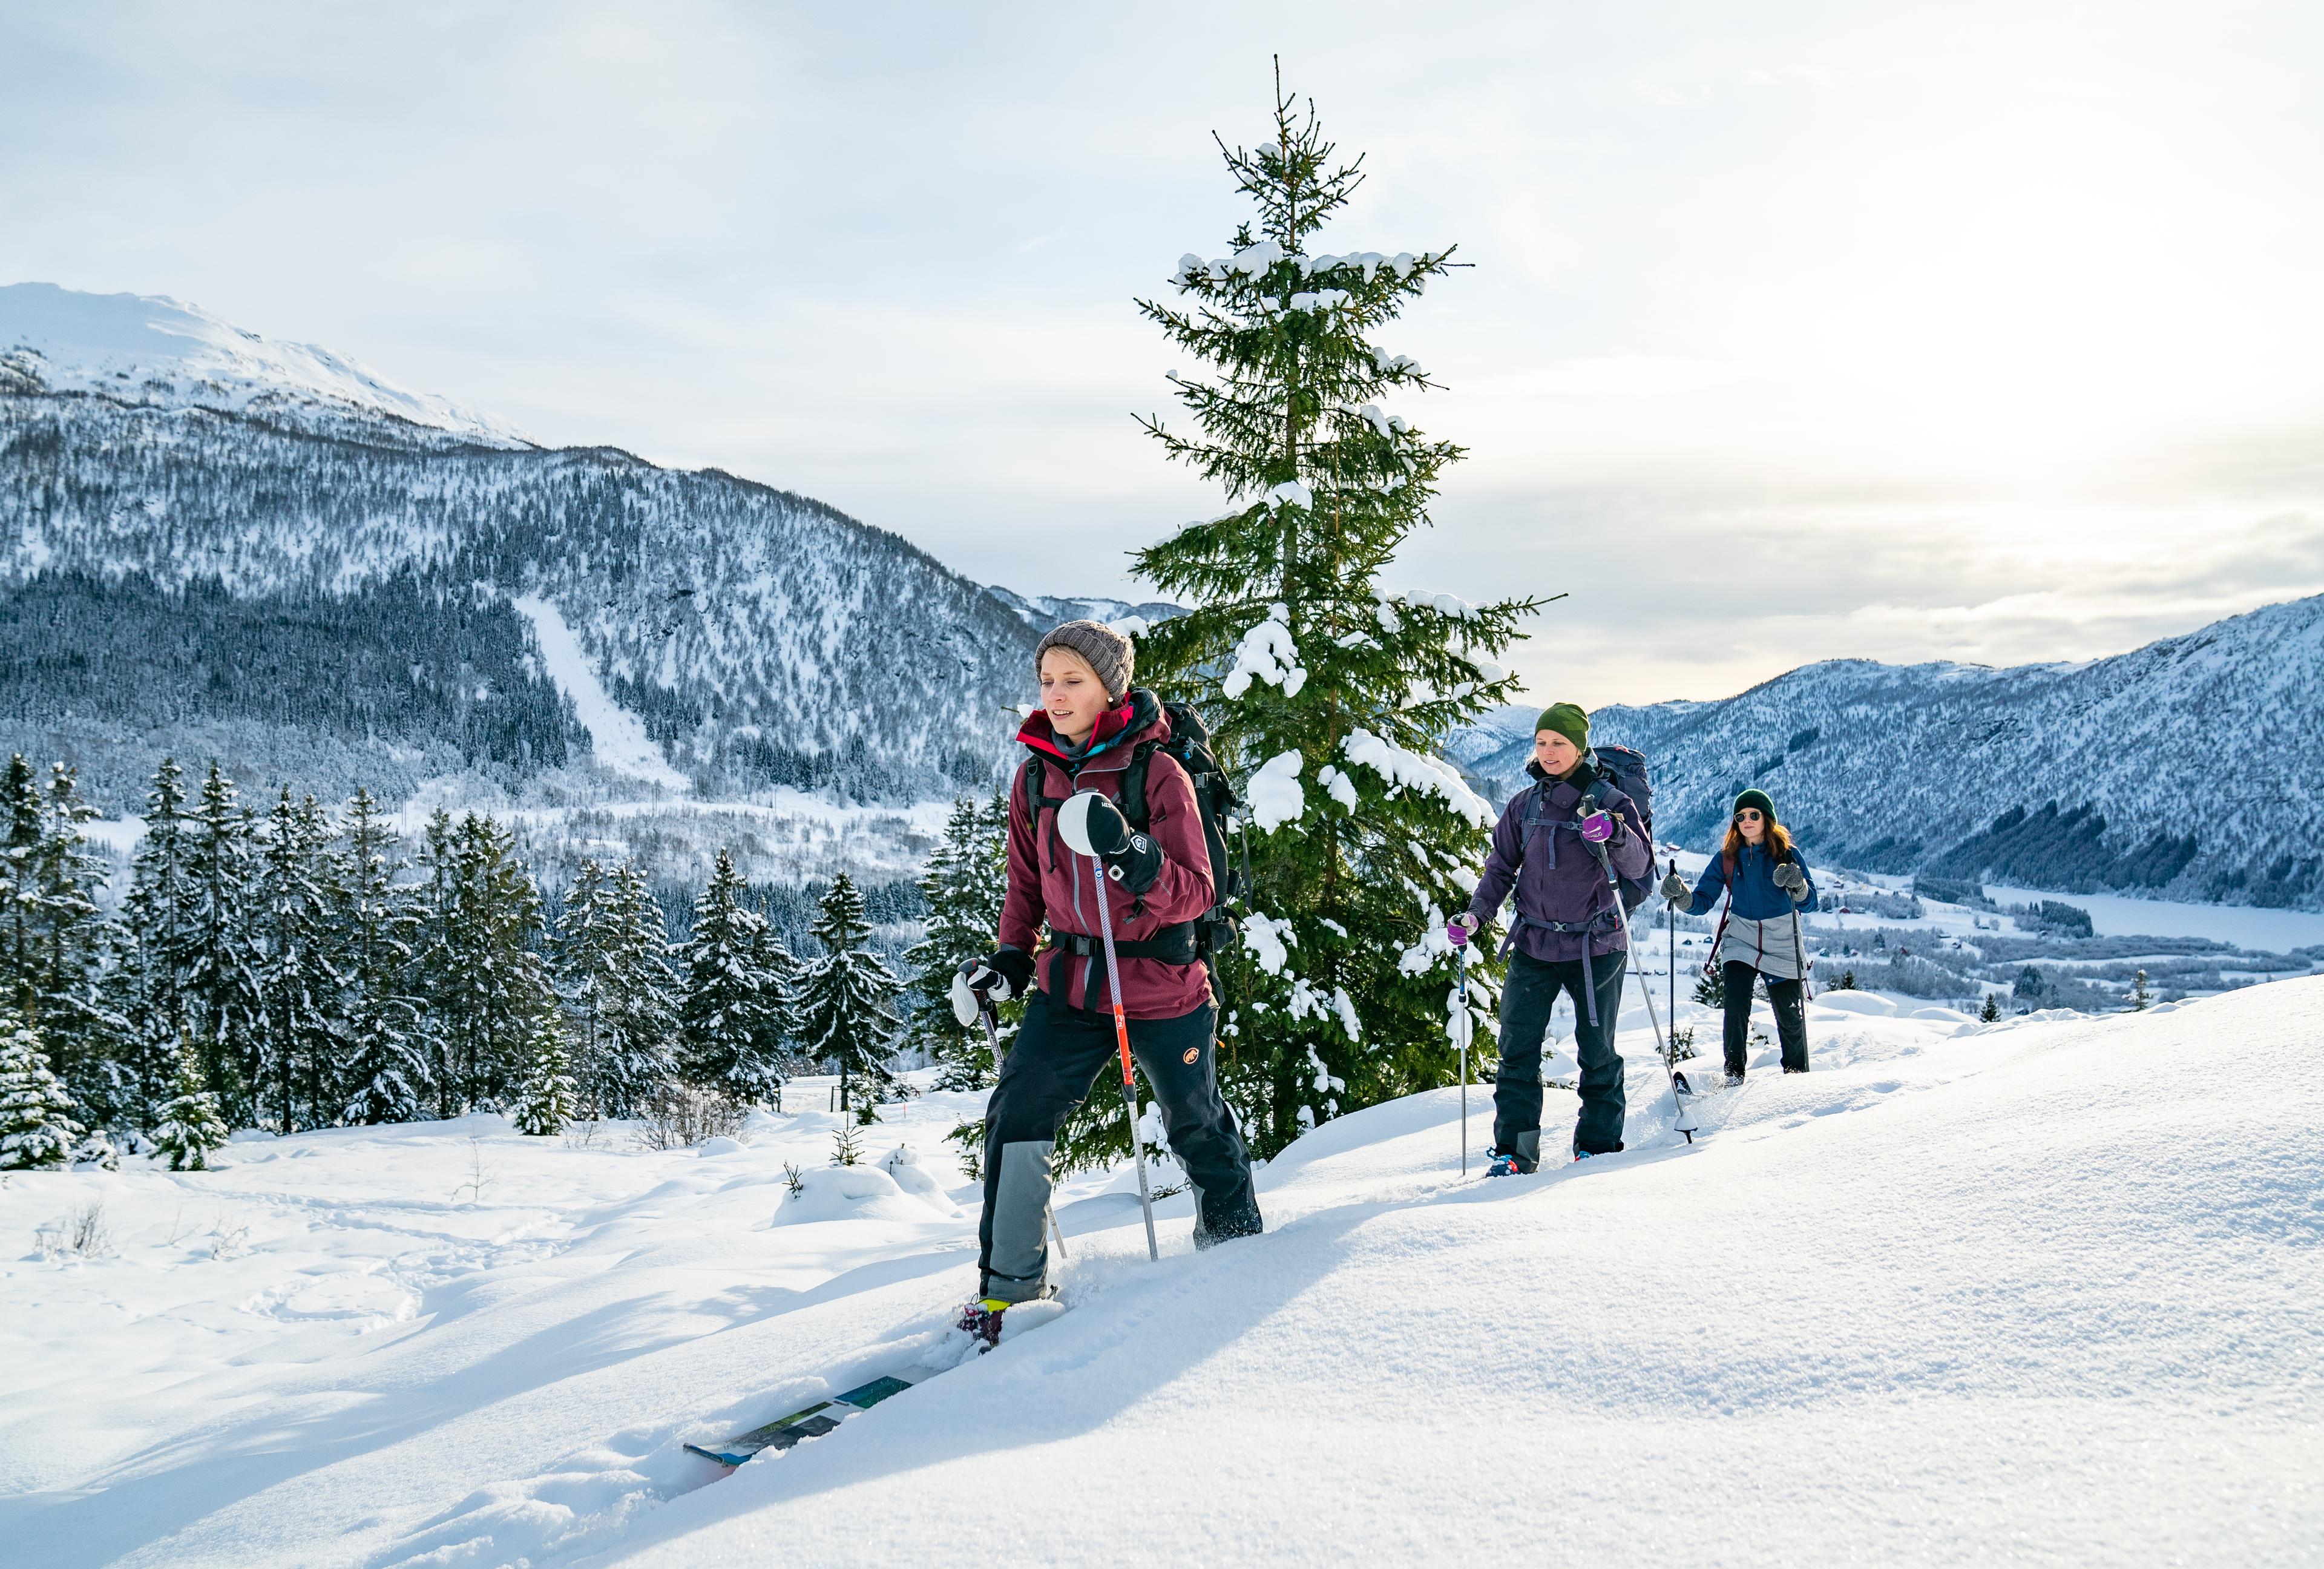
[1460,596,2324,910]
[0,294,1042,799]
[2,981,2317,1565]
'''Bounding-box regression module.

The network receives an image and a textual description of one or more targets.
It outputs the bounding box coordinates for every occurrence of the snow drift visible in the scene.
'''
[2,982,2318,1567]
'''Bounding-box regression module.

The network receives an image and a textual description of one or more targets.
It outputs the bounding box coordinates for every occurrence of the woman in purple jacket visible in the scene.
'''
[1449,703,1649,1173]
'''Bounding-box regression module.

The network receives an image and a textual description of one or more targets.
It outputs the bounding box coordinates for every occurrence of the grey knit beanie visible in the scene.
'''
[1033,619,1134,701]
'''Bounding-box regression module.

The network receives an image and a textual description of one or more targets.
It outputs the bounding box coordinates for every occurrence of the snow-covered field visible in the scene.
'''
[6,980,2319,1567]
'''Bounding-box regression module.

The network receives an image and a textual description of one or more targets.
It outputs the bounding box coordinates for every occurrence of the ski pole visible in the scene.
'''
[1085,837,1161,1263]
[1633,923,1696,1144]
[1456,939,1471,1175]
[981,998,1065,1259]
[1667,853,1677,1044]
[1591,836,1696,1146]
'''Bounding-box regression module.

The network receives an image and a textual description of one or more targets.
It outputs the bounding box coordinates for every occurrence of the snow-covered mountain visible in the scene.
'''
[1,284,1043,808]
[983,586,1186,634]
[1459,597,2324,910]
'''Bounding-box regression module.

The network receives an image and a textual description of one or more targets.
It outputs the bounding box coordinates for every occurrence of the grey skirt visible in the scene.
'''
[1715,912,1808,981]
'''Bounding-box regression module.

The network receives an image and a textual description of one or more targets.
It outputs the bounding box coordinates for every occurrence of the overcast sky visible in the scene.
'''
[5,1,2322,707]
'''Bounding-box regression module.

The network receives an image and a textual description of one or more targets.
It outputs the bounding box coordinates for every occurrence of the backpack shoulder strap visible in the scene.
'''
[1118,739,1170,831]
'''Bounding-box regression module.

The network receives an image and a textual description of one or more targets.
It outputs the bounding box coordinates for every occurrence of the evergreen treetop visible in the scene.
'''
[0,1007,84,1171]
[677,850,790,1106]
[795,872,902,1121]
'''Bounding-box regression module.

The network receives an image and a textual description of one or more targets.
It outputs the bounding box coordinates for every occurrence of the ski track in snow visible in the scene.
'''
[4,985,2321,1567]
[512,594,692,792]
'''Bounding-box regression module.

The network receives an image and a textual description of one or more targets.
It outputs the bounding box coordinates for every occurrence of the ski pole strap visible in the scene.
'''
[1052,924,1201,965]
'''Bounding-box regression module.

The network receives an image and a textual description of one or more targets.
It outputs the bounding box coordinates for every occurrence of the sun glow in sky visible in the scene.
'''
[4,1,2320,706]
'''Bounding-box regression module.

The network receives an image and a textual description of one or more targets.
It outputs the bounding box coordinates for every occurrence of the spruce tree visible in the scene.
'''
[904,794,1013,1090]
[97,759,197,1130]
[513,1021,577,1137]
[677,850,789,1105]
[0,760,109,1094]
[252,791,342,1133]
[415,814,559,1113]
[556,860,680,1117]
[1126,73,1538,1156]
[794,872,902,1122]
[330,789,429,1125]
[183,762,263,1125]
[151,1030,231,1172]
[0,1007,83,1171]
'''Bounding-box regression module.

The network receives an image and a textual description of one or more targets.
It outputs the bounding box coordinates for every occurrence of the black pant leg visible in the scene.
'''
[1127,1002,1262,1243]
[977,990,1115,1301]
[1721,961,1757,1076]
[1767,976,1808,1071]
[1492,950,1559,1166]
[1569,950,1629,1155]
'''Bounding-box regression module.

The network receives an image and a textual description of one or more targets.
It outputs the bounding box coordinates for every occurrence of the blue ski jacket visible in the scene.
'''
[1673,842,1819,921]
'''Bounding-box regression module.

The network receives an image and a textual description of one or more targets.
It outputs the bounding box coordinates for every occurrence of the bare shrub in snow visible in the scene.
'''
[633,1085,744,1151]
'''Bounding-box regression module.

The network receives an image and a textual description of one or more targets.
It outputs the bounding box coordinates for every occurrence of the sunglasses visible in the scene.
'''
[1734,809,1765,821]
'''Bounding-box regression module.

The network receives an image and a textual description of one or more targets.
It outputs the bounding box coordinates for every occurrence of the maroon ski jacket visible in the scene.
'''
[998,691,1216,1019]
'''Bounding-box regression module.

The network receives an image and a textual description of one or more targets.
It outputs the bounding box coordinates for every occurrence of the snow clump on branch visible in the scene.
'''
[1341,728,1494,827]
[1223,607,1307,700]
[1243,749,1307,833]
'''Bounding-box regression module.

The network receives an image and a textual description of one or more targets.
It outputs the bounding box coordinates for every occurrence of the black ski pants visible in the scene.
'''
[1494,947,1628,1165]
[977,989,1262,1302]
[1721,961,1808,1076]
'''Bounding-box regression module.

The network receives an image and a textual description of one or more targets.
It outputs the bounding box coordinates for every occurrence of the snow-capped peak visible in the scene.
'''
[0,281,532,448]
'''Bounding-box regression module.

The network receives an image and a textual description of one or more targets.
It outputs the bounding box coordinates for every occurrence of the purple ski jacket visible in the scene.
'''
[1467,760,1651,964]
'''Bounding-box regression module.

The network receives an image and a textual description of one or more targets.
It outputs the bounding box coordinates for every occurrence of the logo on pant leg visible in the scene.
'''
[1183,1046,1200,1064]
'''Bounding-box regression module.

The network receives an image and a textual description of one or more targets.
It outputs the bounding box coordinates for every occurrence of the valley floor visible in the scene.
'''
[3,982,2317,1567]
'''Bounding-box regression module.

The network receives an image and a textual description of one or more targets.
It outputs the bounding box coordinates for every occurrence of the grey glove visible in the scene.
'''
[1659,869,1690,904]
[1772,861,1807,900]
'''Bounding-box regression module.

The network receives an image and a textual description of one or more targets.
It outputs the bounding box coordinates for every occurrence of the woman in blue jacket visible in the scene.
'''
[1660,788,1817,1082]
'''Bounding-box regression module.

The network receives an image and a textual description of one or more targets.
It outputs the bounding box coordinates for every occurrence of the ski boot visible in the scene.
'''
[957,1286,1060,1349]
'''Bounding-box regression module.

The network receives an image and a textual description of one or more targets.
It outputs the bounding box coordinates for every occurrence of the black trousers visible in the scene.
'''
[1721,961,1808,1076]
[977,990,1262,1301]
[1494,947,1628,1164]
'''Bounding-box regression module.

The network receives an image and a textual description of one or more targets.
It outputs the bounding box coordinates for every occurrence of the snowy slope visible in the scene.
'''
[0,283,531,449]
[1460,596,2324,910]
[984,586,1186,634]
[5,980,2317,1566]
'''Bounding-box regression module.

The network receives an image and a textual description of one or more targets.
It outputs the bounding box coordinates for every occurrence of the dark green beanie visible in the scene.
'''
[1535,702,1590,752]
[1733,788,1777,824]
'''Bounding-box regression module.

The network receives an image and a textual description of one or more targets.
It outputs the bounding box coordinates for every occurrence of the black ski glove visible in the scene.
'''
[961,946,1035,1002]
[1068,793,1163,894]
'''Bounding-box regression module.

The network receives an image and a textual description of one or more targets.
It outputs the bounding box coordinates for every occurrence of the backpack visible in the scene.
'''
[1021,697,1241,964]
[1514,744,1658,914]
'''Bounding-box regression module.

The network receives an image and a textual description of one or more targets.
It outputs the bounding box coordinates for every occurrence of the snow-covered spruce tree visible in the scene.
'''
[150,1030,230,1172]
[903,794,1014,1090]
[677,850,790,1106]
[556,860,680,1117]
[412,813,560,1114]
[96,758,198,1130]
[0,1006,84,1171]
[513,1019,577,1137]
[183,761,263,1125]
[252,791,343,1133]
[1126,76,1538,1157]
[329,789,428,1125]
[0,759,110,1111]
[794,872,902,1123]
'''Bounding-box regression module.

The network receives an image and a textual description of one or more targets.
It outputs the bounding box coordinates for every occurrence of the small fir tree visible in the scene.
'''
[793,873,902,1122]
[412,814,560,1113]
[183,762,263,1125]
[831,1118,863,1167]
[2130,969,2151,1011]
[677,850,792,1105]
[151,1031,231,1172]
[904,794,1014,1091]
[513,1022,577,1137]
[1693,968,1727,1008]
[252,791,341,1133]
[329,789,430,1125]
[1979,992,2001,1023]
[0,1007,84,1171]
[1125,70,1540,1157]
[97,758,198,1129]
[555,860,681,1117]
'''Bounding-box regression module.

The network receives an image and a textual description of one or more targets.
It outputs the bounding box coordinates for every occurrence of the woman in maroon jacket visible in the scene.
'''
[957,620,1263,1309]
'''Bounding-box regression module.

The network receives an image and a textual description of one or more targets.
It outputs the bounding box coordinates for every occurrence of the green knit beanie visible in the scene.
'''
[1732,788,1777,824]
[1534,702,1590,752]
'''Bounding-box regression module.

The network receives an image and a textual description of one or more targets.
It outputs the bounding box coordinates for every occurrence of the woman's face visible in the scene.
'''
[1534,731,1583,777]
[1039,648,1110,743]
[1735,806,1767,844]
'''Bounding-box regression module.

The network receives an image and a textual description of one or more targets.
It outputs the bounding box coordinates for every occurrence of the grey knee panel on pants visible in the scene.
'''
[987,1139,1055,1295]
